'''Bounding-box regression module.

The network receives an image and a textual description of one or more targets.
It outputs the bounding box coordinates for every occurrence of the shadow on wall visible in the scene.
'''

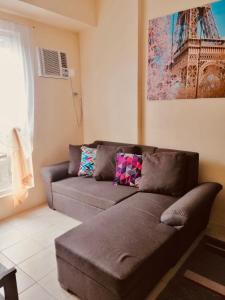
[199,160,225,227]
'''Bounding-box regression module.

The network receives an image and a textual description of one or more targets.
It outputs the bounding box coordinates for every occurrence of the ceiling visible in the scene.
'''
[0,0,97,31]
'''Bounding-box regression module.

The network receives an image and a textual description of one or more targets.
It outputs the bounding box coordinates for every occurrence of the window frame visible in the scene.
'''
[0,153,13,198]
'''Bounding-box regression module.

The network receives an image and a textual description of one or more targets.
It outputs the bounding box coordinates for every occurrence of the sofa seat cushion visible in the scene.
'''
[122,192,178,220]
[55,202,177,297]
[52,177,138,210]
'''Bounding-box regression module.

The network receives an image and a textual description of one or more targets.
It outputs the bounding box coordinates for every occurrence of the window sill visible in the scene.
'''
[0,189,13,198]
[0,185,34,199]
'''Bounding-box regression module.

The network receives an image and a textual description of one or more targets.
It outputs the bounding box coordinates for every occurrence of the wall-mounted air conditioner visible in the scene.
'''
[37,47,69,79]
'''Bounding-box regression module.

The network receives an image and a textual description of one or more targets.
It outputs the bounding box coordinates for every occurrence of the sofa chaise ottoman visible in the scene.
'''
[55,183,222,300]
[55,194,178,300]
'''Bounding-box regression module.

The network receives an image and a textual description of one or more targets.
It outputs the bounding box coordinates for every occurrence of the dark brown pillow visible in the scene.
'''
[68,145,82,176]
[139,152,187,196]
[94,145,137,181]
[94,145,119,181]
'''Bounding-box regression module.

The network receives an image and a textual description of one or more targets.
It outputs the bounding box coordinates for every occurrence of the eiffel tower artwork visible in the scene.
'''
[148,1,225,100]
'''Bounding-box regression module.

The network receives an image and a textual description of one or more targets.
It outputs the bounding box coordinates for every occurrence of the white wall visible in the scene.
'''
[80,0,139,144]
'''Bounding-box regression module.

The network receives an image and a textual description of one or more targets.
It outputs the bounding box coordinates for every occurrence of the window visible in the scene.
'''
[0,20,34,199]
[0,154,12,196]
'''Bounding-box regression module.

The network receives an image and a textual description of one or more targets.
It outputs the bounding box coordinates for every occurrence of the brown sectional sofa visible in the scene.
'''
[42,141,222,300]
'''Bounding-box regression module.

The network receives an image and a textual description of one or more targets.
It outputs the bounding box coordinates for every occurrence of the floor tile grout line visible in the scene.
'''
[0,251,16,265]
[1,246,58,294]
[3,250,42,266]
[19,281,57,299]
[2,205,87,300]
[37,272,59,300]
[18,264,57,285]
[36,281,58,300]
[2,237,51,266]
[16,265,55,295]
[0,234,30,252]
[17,279,36,295]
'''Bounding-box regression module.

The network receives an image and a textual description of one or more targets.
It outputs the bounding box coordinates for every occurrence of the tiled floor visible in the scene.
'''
[0,205,81,300]
[0,204,224,300]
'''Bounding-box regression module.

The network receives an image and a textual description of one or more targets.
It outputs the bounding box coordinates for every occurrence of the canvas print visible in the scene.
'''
[148,0,225,100]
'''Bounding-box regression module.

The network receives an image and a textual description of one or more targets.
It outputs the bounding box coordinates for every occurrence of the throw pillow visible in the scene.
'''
[139,152,187,196]
[94,145,119,181]
[68,143,97,176]
[78,146,97,177]
[114,153,142,187]
[68,144,82,176]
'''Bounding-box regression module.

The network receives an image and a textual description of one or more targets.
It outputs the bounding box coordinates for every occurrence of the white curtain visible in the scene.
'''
[0,20,34,205]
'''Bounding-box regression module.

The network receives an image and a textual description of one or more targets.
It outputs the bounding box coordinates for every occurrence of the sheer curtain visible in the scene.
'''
[0,20,34,205]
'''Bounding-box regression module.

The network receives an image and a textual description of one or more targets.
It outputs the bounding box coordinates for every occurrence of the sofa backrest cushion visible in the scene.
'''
[139,152,187,196]
[94,141,199,191]
[68,144,81,176]
[94,145,119,181]
[155,148,199,192]
[94,140,155,155]
[94,144,138,181]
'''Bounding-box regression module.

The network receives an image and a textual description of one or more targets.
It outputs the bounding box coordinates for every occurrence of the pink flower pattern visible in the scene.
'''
[147,16,178,100]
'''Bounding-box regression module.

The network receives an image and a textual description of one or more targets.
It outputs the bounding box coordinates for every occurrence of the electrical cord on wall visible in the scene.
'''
[69,76,83,128]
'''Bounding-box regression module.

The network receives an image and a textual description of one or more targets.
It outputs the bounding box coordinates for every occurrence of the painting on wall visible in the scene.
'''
[147,0,225,100]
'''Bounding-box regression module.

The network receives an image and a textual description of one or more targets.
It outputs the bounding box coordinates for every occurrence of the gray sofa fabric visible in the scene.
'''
[42,140,200,220]
[68,144,82,176]
[52,193,103,222]
[41,140,222,300]
[52,177,138,210]
[161,182,222,228]
[55,201,177,298]
[155,148,199,192]
[139,152,187,196]
[122,192,178,220]
[95,140,156,155]
[94,145,119,181]
[55,181,221,300]
[42,141,199,221]
[41,161,69,208]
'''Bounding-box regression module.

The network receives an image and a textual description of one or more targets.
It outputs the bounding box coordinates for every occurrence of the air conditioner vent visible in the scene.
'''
[37,48,69,79]
[60,52,68,69]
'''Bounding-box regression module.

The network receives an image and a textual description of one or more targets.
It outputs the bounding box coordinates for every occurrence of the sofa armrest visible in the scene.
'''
[160,182,222,228]
[41,161,70,208]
